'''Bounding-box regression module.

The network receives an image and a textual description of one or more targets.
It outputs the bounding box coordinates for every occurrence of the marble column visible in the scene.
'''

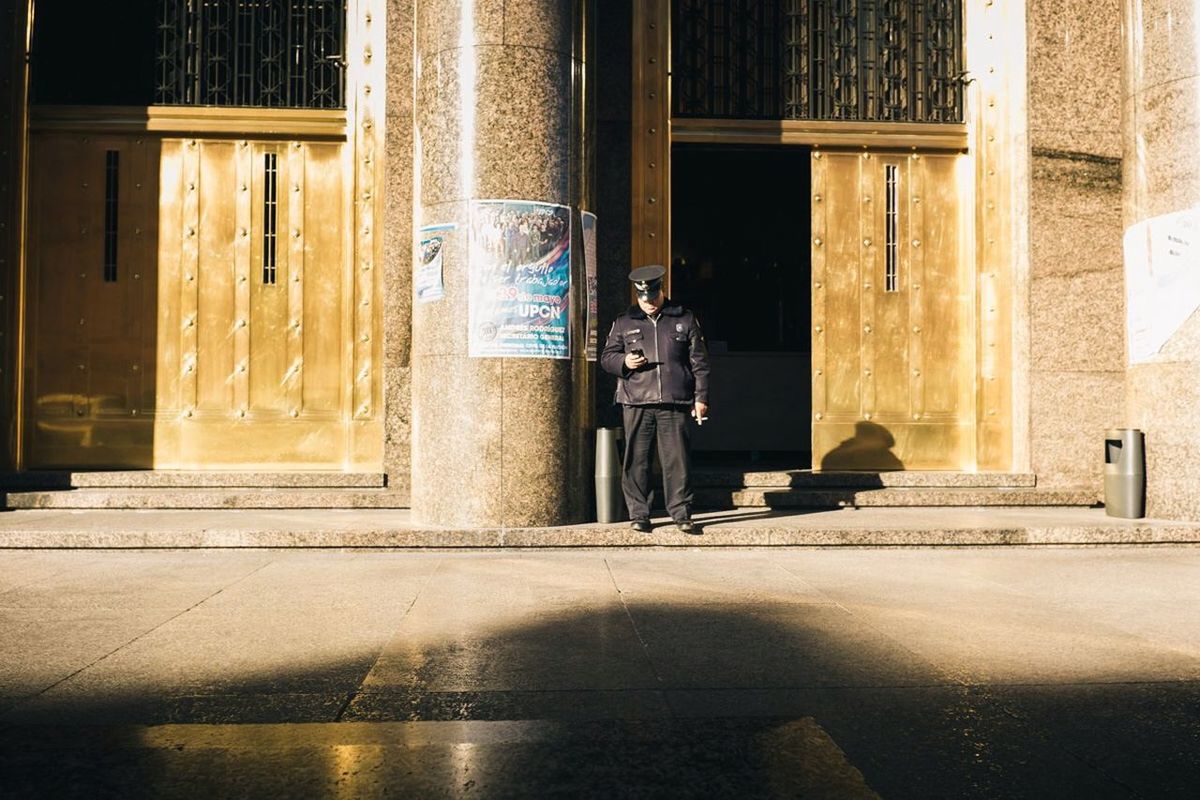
[412,0,594,526]
[1123,0,1200,520]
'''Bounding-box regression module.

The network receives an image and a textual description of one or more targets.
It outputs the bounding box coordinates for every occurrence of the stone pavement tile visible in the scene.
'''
[0,551,77,594]
[935,547,1200,654]
[772,550,1200,684]
[0,551,273,611]
[3,691,348,725]
[604,550,832,605]
[986,681,1200,799]
[193,551,443,611]
[32,605,406,699]
[626,603,948,689]
[0,608,181,699]
[662,686,1133,798]
[344,688,672,721]
[361,603,657,692]
[0,719,879,799]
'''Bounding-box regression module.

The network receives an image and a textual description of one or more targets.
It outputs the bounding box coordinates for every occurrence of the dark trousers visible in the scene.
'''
[622,404,693,522]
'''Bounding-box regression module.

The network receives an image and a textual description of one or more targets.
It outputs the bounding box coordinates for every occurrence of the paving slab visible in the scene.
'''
[1,548,1198,797]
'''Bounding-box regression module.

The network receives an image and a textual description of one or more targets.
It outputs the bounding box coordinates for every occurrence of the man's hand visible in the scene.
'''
[693,401,709,424]
[624,352,648,370]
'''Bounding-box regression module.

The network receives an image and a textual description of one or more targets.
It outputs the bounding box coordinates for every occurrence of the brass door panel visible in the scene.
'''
[24,133,159,468]
[153,138,358,469]
[812,150,975,470]
[25,132,377,470]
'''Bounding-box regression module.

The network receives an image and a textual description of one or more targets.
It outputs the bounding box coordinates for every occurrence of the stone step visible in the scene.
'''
[0,471,387,489]
[694,487,1099,509]
[691,469,1038,489]
[1,488,409,510]
[0,508,1195,548]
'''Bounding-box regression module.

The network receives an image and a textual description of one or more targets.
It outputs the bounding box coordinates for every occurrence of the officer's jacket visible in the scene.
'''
[600,301,710,406]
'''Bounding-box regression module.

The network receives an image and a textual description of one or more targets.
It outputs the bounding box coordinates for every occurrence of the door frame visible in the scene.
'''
[631,0,1027,472]
[8,0,388,471]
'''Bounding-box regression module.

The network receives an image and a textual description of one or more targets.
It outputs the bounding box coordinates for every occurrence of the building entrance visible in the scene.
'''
[671,144,812,463]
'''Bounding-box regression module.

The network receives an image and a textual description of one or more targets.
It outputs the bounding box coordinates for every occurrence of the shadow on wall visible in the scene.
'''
[820,421,905,471]
[3,603,1199,797]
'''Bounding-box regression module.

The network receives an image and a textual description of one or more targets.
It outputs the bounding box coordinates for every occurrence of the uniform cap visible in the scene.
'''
[629,264,666,300]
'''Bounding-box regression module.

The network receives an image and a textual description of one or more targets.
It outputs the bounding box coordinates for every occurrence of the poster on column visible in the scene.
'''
[582,211,599,361]
[415,223,455,303]
[469,200,572,359]
[1124,205,1200,364]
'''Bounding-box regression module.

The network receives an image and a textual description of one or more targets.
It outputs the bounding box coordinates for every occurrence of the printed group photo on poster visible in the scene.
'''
[469,200,572,359]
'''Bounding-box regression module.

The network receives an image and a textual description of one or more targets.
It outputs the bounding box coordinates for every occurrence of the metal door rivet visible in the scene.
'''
[814,194,822,202]
[815,369,823,376]
[913,413,921,420]
[864,239,872,246]
[864,412,872,420]
[814,238,822,246]
[814,281,822,289]
[815,412,823,420]
[815,325,823,333]
[913,326,921,333]
[912,239,921,247]
[133,273,140,280]
[864,325,872,333]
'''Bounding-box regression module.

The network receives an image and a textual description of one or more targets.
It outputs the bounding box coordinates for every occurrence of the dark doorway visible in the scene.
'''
[671,144,811,464]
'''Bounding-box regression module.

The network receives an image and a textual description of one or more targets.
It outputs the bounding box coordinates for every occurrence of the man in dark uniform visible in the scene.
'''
[601,265,710,534]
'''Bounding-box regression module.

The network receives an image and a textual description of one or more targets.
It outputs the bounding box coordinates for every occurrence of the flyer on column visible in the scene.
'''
[416,223,455,303]
[582,211,599,361]
[469,200,572,359]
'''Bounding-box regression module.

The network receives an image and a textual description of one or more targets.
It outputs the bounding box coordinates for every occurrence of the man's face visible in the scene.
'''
[637,289,665,315]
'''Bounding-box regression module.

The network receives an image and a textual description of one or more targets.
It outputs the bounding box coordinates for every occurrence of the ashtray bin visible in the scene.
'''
[1104,428,1145,519]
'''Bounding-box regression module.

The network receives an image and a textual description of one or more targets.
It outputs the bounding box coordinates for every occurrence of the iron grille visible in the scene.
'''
[673,0,964,123]
[156,0,347,108]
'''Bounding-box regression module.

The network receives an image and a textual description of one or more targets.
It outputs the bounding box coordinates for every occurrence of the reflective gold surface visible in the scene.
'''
[812,150,975,471]
[631,0,670,278]
[20,4,385,470]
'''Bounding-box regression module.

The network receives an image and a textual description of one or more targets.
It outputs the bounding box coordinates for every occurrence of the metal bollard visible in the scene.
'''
[1104,428,1145,519]
[595,427,626,523]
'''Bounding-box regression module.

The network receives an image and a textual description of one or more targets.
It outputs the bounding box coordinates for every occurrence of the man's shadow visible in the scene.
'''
[819,421,904,472]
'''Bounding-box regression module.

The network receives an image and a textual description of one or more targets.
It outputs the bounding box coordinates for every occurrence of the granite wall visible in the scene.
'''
[383,0,415,496]
[1124,0,1200,520]
[1025,0,1126,490]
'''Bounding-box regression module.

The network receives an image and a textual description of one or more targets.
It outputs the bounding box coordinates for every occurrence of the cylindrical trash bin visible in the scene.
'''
[1104,428,1145,519]
[595,428,626,523]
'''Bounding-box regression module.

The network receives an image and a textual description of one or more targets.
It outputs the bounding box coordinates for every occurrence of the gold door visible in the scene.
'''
[153,137,359,469]
[24,133,160,468]
[24,129,380,470]
[811,149,975,470]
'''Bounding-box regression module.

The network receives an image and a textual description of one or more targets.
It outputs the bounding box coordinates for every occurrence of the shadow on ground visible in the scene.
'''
[2,604,1198,798]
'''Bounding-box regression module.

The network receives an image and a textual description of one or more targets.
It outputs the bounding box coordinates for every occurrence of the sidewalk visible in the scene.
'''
[2,546,1199,797]
[1,505,1199,547]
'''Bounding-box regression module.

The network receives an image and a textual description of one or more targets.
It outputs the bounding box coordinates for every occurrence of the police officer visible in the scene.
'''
[601,265,710,534]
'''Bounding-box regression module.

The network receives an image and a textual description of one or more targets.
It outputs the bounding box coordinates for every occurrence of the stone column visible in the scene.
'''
[1123,0,1200,519]
[412,0,594,526]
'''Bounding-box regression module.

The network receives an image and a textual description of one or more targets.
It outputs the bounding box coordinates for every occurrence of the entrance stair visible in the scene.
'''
[0,469,1097,511]
[692,469,1099,509]
[0,472,408,510]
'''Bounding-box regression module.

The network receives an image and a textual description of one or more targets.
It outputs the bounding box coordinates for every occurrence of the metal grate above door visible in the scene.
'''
[673,0,964,124]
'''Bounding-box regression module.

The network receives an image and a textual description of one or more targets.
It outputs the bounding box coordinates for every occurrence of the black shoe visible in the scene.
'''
[631,518,652,533]
[676,520,699,535]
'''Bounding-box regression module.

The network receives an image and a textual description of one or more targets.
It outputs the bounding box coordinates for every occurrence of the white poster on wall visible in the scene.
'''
[1124,205,1200,364]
